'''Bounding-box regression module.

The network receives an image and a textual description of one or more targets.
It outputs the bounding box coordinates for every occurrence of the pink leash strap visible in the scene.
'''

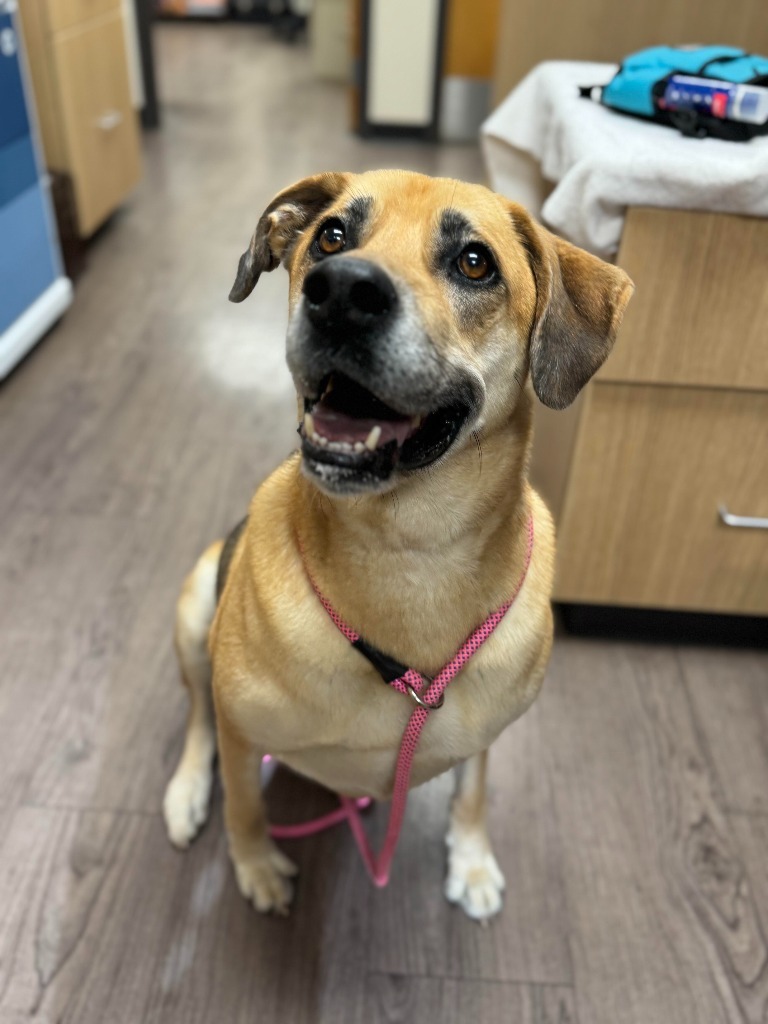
[298,514,534,887]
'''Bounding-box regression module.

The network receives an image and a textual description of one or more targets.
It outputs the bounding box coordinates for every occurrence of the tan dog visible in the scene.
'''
[163,170,632,921]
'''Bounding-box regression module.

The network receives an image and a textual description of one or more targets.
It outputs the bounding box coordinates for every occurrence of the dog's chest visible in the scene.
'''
[224,611,544,801]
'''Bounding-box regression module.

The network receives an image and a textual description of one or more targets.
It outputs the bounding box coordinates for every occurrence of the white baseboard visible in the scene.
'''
[0,276,73,381]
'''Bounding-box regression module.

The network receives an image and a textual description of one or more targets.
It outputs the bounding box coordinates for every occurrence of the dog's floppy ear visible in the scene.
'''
[229,172,349,303]
[510,205,634,410]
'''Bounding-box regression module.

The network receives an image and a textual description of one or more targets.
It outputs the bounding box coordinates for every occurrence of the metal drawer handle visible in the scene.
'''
[95,110,124,132]
[718,505,768,530]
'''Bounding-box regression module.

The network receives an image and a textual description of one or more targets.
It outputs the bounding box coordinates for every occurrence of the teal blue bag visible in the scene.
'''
[582,46,768,141]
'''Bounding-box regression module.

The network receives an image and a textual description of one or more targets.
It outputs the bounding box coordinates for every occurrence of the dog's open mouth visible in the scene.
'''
[299,373,470,490]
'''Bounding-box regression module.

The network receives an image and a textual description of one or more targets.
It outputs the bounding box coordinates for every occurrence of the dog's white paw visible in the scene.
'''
[445,832,506,921]
[163,767,213,849]
[231,840,298,916]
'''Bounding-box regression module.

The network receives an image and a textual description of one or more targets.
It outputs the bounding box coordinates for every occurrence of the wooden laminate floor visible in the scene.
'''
[2,22,767,1024]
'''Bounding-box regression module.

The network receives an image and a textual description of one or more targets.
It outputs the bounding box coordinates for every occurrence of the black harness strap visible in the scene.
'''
[352,636,410,684]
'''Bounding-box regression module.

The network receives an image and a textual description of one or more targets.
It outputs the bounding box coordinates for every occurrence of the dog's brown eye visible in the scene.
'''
[458,246,491,280]
[317,220,346,255]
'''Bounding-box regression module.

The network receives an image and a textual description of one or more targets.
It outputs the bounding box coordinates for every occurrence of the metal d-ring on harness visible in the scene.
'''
[406,683,444,710]
[271,515,535,887]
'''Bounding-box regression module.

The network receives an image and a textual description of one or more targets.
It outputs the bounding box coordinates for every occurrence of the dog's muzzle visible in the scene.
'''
[289,258,479,495]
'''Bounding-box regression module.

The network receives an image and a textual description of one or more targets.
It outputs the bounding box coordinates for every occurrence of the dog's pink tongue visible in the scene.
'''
[312,405,413,447]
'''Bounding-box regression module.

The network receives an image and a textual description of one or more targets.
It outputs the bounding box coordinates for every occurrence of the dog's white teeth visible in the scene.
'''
[365,425,382,451]
[411,415,423,429]
[307,427,359,453]
[306,425,380,454]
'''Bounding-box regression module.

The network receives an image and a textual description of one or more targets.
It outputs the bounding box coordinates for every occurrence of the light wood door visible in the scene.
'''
[52,12,141,235]
[555,383,768,614]
[599,209,768,392]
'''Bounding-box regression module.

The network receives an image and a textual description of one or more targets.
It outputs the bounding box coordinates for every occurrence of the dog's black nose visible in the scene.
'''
[303,258,397,333]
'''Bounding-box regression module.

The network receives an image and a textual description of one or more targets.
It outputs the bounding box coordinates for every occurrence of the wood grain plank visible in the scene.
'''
[729,812,768,943]
[680,649,768,817]
[546,639,768,1024]
[0,514,147,809]
[13,473,252,813]
[367,696,571,984]
[0,635,63,811]
[0,794,373,1024]
[0,317,297,525]
[363,974,577,1024]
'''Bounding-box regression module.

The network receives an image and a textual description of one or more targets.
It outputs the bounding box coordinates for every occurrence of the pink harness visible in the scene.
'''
[268,515,535,887]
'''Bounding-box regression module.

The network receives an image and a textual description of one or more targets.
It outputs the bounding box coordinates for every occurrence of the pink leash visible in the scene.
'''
[264,756,373,838]
[268,515,534,887]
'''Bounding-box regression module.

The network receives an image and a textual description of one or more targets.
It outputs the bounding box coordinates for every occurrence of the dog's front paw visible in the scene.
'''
[445,831,506,921]
[163,766,213,849]
[231,839,298,915]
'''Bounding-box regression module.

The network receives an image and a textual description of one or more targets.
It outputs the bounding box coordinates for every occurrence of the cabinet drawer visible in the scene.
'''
[555,384,768,614]
[599,209,768,392]
[46,0,121,35]
[52,13,141,235]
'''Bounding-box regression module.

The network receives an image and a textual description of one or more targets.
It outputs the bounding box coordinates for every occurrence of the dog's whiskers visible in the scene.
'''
[471,430,483,474]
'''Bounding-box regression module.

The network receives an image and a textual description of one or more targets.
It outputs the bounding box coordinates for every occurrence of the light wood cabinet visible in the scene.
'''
[47,0,118,34]
[534,208,768,616]
[556,385,768,614]
[597,210,768,392]
[19,0,142,237]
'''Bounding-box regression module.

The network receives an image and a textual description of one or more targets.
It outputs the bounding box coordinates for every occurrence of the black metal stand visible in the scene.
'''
[135,0,160,130]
